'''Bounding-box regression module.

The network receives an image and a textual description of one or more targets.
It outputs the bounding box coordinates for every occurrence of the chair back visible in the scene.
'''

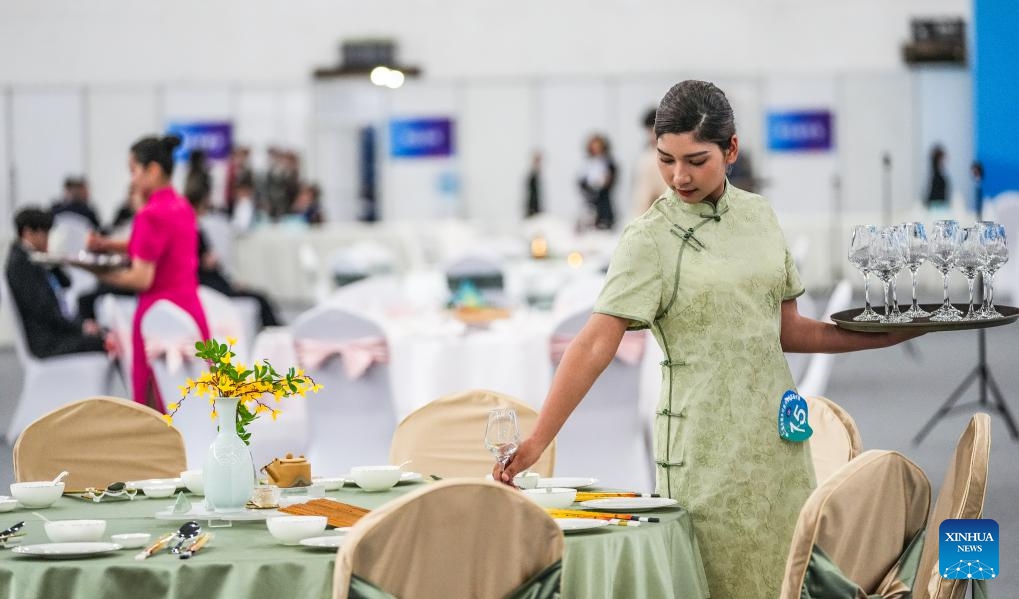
[915,413,992,599]
[14,396,186,491]
[200,213,236,275]
[805,395,863,484]
[781,450,931,598]
[445,253,505,295]
[550,308,651,490]
[96,294,137,386]
[141,300,210,468]
[292,306,396,474]
[0,272,36,367]
[198,286,255,363]
[797,279,853,397]
[333,479,563,599]
[389,389,555,478]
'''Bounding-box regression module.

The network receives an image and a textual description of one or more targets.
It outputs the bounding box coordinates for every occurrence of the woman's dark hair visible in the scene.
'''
[929,144,945,171]
[654,80,736,152]
[130,134,182,177]
[14,207,53,236]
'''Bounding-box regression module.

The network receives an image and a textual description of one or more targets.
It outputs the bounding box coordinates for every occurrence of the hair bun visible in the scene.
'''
[162,134,183,152]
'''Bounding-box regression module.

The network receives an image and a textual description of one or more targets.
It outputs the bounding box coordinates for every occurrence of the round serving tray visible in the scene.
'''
[831,304,1019,333]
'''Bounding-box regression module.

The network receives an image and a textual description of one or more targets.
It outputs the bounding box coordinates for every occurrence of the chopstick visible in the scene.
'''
[574,492,659,500]
[547,508,660,523]
[134,531,176,561]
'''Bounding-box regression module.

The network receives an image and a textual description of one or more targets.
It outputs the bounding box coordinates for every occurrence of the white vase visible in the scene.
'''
[202,397,254,512]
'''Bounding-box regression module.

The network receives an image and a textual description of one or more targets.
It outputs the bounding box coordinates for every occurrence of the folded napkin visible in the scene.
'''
[550,330,647,366]
[144,338,199,374]
[296,336,389,379]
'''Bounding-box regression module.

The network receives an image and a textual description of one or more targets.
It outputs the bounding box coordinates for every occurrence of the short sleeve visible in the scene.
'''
[593,225,663,330]
[128,208,170,264]
[783,244,805,301]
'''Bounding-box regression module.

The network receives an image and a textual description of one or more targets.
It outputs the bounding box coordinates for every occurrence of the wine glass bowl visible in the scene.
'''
[848,225,881,322]
[928,220,963,322]
[485,408,521,468]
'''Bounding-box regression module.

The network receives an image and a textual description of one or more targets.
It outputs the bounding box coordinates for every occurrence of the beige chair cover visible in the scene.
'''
[914,413,991,599]
[781,450,931,598]
[14,396,188,491]
[389,389,556,478]
[333,479,564,599]
[805,395,863,484]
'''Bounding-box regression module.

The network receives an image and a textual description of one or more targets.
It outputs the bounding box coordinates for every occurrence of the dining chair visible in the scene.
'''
[333,479,563,599]
[913,413,992,599]
[198,285,257,364]
[549,307,653,491]
[780,450,931,598]
[804,395,863,485]
[13,396,187,491]
[292,305,396,475]
[1,278,115,444]
[389,389,556,478]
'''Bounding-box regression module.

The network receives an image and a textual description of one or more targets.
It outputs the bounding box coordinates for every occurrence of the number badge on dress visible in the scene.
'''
[778,390,813,442]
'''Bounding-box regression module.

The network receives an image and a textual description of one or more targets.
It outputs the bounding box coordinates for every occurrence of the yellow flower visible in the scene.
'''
[167,403,179,411]
[271,409,280,421]
[220,355,231,365]
[227,336,238,346]
[186,377,195,387]
[312,384,324,393]
[210,410,218,421]
[198,372,213,383]
[255,404,270,415]
[161,414,173,426]
[177,385,188,396]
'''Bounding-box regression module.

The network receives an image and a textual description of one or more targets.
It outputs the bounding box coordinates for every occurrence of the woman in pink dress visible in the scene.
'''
[97,135,210,410]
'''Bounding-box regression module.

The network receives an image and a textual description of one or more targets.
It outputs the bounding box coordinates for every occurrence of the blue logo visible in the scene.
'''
[389,118,454,158]
[940,519,998,580]
[778,390,812,443]
[166,121,233,162]
[766,110,833,152]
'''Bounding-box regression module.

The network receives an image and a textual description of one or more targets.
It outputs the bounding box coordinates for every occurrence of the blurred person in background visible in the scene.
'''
[496,80,921,598]
[288,182,324,225]
[230,175,262,232]
[6,207,112,357]
[525,150,543,217]
[578,133,617,230]
[184,149,212,211]
[631,108,667,217]
[90,134,209,410]
[925,144,949,210]
[225,146,252,215]
[51,176,102,231]
[187,185,281,328]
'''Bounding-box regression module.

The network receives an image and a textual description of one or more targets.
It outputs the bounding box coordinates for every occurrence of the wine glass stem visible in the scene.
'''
[966,277,976,317]
[863,272,873,310]
[987,276,995,310]
[910,268,920,311]
[941,271,951,310]
[882,280,891,317]
[890,277,900,314]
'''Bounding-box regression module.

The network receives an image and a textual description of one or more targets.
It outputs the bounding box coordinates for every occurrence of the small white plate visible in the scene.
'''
[110,533,151,549]
[155,506,280,521]
[578,497,678,512]
[398,472,423,484]
[537,477,599,489]
[312,477,346,491]
[12,542,122,558]
[298,530,351,550]
[126,478,183,490]
[554,518,611,533]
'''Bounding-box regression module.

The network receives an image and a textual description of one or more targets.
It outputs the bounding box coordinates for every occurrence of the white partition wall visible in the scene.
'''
[0,90,10,221]
[11,89,84,209]
[86,88,160,222]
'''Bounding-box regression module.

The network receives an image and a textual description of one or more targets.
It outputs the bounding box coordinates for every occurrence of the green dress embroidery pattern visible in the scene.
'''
[594,183,816,599]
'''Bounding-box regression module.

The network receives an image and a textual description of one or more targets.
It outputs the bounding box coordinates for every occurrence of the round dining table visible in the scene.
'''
[0,480,708,598]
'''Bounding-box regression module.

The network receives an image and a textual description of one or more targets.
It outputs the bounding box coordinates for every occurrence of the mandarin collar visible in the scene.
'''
[668,180,732,219]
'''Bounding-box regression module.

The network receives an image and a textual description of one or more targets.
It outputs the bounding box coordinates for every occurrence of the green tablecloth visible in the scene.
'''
[0,483,708,599]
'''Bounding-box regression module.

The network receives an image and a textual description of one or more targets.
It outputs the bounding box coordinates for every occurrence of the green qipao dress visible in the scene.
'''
[593,183,816,598]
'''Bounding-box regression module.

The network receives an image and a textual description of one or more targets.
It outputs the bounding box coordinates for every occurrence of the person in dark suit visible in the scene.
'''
[51,176,102,231]
[5,208,108,358]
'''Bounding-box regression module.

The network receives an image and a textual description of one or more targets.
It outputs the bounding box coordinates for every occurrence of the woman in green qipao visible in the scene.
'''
[494,80,921,598]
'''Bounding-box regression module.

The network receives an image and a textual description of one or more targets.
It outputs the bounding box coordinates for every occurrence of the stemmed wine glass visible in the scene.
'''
[869,228,908,323]
[928,219,963,322]
[978,222,1009,318]
[848,225,881,321]
[957,226,987,320]
[485,408,521,470]
[900,222,931,318]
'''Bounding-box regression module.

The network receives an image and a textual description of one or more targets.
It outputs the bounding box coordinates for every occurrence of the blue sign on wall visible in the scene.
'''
[166,121,233,162]
[767,110,833,152]
[389,118,454,158]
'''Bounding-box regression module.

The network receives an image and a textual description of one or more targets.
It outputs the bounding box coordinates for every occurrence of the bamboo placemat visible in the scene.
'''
[279,499,370,528]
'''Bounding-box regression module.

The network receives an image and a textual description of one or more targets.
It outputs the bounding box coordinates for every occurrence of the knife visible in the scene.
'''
[134,531,176,561]
[179,532,213,559]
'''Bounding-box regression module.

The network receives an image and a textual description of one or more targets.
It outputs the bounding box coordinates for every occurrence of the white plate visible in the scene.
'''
[12,542,122,558]
[155,506,280,521]
[312,477,346,491]
[398,472,423,484]
[554,518,611,533]
[579,497,678,512]
[536,477,599,489]
[298,530,351,549]
[126,478,183,489]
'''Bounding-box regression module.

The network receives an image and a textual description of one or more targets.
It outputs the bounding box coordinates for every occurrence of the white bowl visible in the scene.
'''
[0,496,18,512]
[522,487,578,509]
[312,476,346,491]
[10,482,64,508]
[350,466,401,492]
[140,484,177,498]
[111,533,152,549]
[44,519,107,542]
[266,516,328,545]
[180,470,204,496]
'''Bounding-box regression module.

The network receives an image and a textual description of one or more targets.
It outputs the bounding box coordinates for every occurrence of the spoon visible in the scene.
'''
[169,521,201,554]
[31,512,51,523]
[394,460,412,470]
[51,471,69,485]
[0,522,25,538]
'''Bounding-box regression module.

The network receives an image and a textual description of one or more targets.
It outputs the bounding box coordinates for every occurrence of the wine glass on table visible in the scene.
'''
[848,225,881,321]
[485,408,521,472]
